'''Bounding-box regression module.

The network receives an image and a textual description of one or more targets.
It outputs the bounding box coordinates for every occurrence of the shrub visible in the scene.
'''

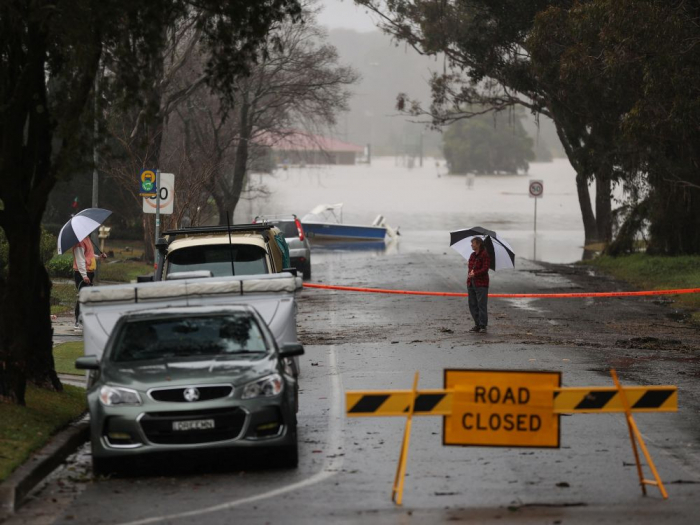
[46,253,74,278]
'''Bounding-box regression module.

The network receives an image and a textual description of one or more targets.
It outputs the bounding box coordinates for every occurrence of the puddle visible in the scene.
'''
[666,311,691,323]
[504,298,545,313]
[614,337,695,351]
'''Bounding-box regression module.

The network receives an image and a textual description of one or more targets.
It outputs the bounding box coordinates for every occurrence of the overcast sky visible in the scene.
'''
[317,0,381,32]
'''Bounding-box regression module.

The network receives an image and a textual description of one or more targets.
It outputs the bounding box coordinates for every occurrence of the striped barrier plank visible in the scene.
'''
[553,386,677,413]
[346,386,678,416]
[346,390,452,417]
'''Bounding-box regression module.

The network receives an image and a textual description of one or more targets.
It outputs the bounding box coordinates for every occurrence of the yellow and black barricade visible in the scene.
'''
[345,369,677,505]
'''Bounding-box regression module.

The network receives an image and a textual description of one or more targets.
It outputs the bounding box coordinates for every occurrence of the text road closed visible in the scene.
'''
[443,369,561,448]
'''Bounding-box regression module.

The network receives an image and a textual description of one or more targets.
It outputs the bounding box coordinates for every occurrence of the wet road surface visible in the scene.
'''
[5,246,700,524]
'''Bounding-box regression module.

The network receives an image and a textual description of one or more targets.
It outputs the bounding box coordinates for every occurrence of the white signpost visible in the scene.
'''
[143,172,175,215]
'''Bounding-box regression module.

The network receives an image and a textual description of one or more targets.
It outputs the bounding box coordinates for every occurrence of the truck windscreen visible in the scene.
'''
[166,245,267,277]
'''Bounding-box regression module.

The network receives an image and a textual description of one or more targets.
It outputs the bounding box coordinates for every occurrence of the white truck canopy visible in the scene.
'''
[79,273,302,360]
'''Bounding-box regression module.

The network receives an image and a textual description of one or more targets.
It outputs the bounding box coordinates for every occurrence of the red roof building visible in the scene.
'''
[256,131,364,165]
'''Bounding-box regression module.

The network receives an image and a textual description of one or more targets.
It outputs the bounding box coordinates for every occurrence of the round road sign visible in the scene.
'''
[529,180,544,198]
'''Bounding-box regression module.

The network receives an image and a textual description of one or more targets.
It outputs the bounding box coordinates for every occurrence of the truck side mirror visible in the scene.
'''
[75,356,100,370]
[279,343,304,358]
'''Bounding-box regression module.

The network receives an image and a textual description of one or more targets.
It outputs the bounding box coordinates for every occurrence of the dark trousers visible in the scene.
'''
[74,271,94,323]
[468,283,488,327]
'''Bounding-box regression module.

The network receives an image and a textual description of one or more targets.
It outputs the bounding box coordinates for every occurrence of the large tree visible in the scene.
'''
[443,110,534,175]
[357,0,615,245]
[529,0,700,255]
[0,0,301,405]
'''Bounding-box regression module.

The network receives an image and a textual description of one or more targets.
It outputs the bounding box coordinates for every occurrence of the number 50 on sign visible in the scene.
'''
[143,172,175,215]
[529,179,544,198]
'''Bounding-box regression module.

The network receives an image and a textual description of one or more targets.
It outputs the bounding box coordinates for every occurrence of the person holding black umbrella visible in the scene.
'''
[467,237,491,333]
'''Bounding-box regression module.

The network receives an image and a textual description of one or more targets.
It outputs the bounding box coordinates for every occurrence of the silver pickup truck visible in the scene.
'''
[78,272,302,374]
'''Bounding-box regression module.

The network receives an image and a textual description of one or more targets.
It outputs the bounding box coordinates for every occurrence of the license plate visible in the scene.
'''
[172,419,215,431]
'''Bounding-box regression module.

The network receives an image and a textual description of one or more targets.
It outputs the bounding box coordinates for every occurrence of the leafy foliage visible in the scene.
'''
[443,111,534,174]
[45,254,74,278]
[528,0,700,254]
[359,0,700,253]
[358,0,608,243]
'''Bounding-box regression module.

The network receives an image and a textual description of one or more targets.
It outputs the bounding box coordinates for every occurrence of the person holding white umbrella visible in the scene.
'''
[71,236,107,329]
[450,226,516,334]
[57,208,112,329]
[466,237,491,333]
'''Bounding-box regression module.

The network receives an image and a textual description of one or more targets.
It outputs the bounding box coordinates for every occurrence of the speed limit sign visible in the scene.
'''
[143,172,175,214]
[529,179,544,198]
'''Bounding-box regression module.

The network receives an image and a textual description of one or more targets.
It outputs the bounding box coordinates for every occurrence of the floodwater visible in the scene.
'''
[241,156,591,264]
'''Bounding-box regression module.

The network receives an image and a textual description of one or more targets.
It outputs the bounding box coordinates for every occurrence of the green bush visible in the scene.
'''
[46,253,74,278]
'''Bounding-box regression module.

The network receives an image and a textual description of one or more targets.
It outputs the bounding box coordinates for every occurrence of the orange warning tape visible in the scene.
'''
[302,283,700,299]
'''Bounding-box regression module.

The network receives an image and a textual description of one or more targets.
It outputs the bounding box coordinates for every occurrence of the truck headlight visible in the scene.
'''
[241,374,283,399]
[99,385,142,406]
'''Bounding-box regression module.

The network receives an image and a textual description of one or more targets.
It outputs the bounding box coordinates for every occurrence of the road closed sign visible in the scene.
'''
[443,369,561,448]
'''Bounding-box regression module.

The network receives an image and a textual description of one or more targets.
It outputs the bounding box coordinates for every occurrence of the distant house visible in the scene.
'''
[256,131,365,166]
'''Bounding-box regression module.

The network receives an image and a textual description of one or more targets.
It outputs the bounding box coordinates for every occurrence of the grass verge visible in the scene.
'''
[588,254,700,322]
[54,342,85,376]
[51,281,76,316]
[98,238,152,282]
[0,385,86,482]
[98,260,153,283]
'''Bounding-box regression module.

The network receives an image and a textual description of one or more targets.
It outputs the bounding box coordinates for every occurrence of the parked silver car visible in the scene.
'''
[254,215,312,279]
[75,305,303,475]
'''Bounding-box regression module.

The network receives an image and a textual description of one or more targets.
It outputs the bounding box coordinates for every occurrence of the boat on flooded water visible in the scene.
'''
[301,203,397,242]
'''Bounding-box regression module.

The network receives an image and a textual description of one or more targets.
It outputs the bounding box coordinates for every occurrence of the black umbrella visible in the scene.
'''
[450,227,516,270]
[57,208,112,254]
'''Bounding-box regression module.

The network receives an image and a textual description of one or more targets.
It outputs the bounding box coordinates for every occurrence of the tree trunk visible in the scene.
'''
[0,26,63,403]
[595,174,612,244]
[551,114,599,244]
[647,175,700,255]
[216,100,252,225]
[216,200,228,226]
[574,172,598,244]
[0,219,61,404]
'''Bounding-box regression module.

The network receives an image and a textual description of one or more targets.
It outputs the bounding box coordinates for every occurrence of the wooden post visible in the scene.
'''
[392,372,419,505]
[611,369,669,499]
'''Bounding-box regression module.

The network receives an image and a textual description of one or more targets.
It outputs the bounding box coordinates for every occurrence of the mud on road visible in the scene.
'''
[298,249,700,422]
[300,251,700,352]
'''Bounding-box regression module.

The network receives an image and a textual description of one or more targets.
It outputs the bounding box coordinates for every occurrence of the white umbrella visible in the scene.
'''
[57,208,112,254]
[450,227,515,270]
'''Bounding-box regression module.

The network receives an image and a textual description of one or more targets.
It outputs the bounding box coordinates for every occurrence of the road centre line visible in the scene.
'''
[113,346,345,525]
